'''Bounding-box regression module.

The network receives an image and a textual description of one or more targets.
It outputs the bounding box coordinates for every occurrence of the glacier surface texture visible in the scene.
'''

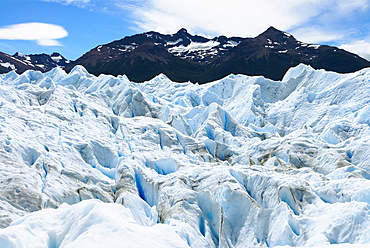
[0,65,370,247]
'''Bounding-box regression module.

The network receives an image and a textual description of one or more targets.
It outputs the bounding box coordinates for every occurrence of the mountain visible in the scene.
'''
[66,27,370,83]
[0,52,70,74]
[1,65,370,247]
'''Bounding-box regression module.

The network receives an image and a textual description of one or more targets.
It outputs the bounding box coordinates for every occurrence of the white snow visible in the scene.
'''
[8,56,31,67]
[51,55,63,62]
[0,64,370,247]
[36,64,46,69]
[308,44,321,49]
[118,45,136,52]
[168,40,220,54]
[14,52,26,57]
[0,62,15,70]
[223,40,240,47]
[166,38,183,46]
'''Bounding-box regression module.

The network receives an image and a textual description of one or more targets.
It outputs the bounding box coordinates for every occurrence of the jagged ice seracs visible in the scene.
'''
[0,64,370,247]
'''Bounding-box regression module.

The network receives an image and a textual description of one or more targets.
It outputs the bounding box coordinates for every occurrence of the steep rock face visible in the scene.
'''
[66,27,370,83]
[1,65,370,247]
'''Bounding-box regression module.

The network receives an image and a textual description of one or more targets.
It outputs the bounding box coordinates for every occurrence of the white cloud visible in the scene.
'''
[119,0,369,38]
[127,0,315,37]
[42,0,369,44]
[36,0,370,52]
[290,27,344,44]
[0,23,68,46]
[37,39,64,46]
[340,40,370,61]
[335,0,370,14]
[42,0,91,7]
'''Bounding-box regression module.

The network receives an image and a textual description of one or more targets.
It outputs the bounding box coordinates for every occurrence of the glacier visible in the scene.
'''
[0,64,370,247]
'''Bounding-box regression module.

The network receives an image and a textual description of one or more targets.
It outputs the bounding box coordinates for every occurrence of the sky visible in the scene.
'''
[0,0,370,61]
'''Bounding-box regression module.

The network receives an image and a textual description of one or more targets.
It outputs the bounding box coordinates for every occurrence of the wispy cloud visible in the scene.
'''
[290,27,345,44]
[0,23,68,46]
[37,0,370,55]
[116,0,370,38]
[41,0,91,7]
[117,0,370,60]
[340,40,370,61]
[123,0,319,37]
[39,0,370,42]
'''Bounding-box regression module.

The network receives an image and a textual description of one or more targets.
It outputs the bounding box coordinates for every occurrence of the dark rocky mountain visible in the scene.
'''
[2,27,369,82]
[0,52,70,74]
[66,26,370,83]
[0,52,31,74]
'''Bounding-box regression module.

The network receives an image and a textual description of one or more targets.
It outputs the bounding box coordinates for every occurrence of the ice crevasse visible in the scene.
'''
[0,64,370,247]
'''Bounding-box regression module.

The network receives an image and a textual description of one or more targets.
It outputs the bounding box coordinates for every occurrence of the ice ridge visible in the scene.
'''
[0,64,370,247]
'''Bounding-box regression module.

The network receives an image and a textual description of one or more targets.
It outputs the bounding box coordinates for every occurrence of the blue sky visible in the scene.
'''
[1,0,370,61]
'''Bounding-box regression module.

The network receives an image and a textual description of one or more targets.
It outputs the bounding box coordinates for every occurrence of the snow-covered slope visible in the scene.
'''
[1,65,370,247]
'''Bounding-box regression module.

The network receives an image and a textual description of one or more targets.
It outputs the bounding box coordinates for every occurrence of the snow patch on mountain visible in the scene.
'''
[223,40,240,47]
[51,55,64,63]
[169,41,220,54]
[0,62,15,70]
[0,65,370,247]
[166,38,184,46]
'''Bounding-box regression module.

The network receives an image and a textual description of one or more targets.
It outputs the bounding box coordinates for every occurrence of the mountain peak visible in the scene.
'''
[256,26,295,42]
[13,52,26,58]
[259,26,285,36]
[50,52,62,56]
[176,28,188,34]
[64,27,370,83]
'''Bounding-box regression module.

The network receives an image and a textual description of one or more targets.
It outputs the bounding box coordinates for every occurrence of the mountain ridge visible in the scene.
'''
[65,26,370,83]
[1,27,370,83]
[0,52,70,74]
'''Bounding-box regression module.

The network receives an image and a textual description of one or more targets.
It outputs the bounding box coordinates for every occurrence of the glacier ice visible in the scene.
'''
[0,199,188,248]
[1,64,370,247]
